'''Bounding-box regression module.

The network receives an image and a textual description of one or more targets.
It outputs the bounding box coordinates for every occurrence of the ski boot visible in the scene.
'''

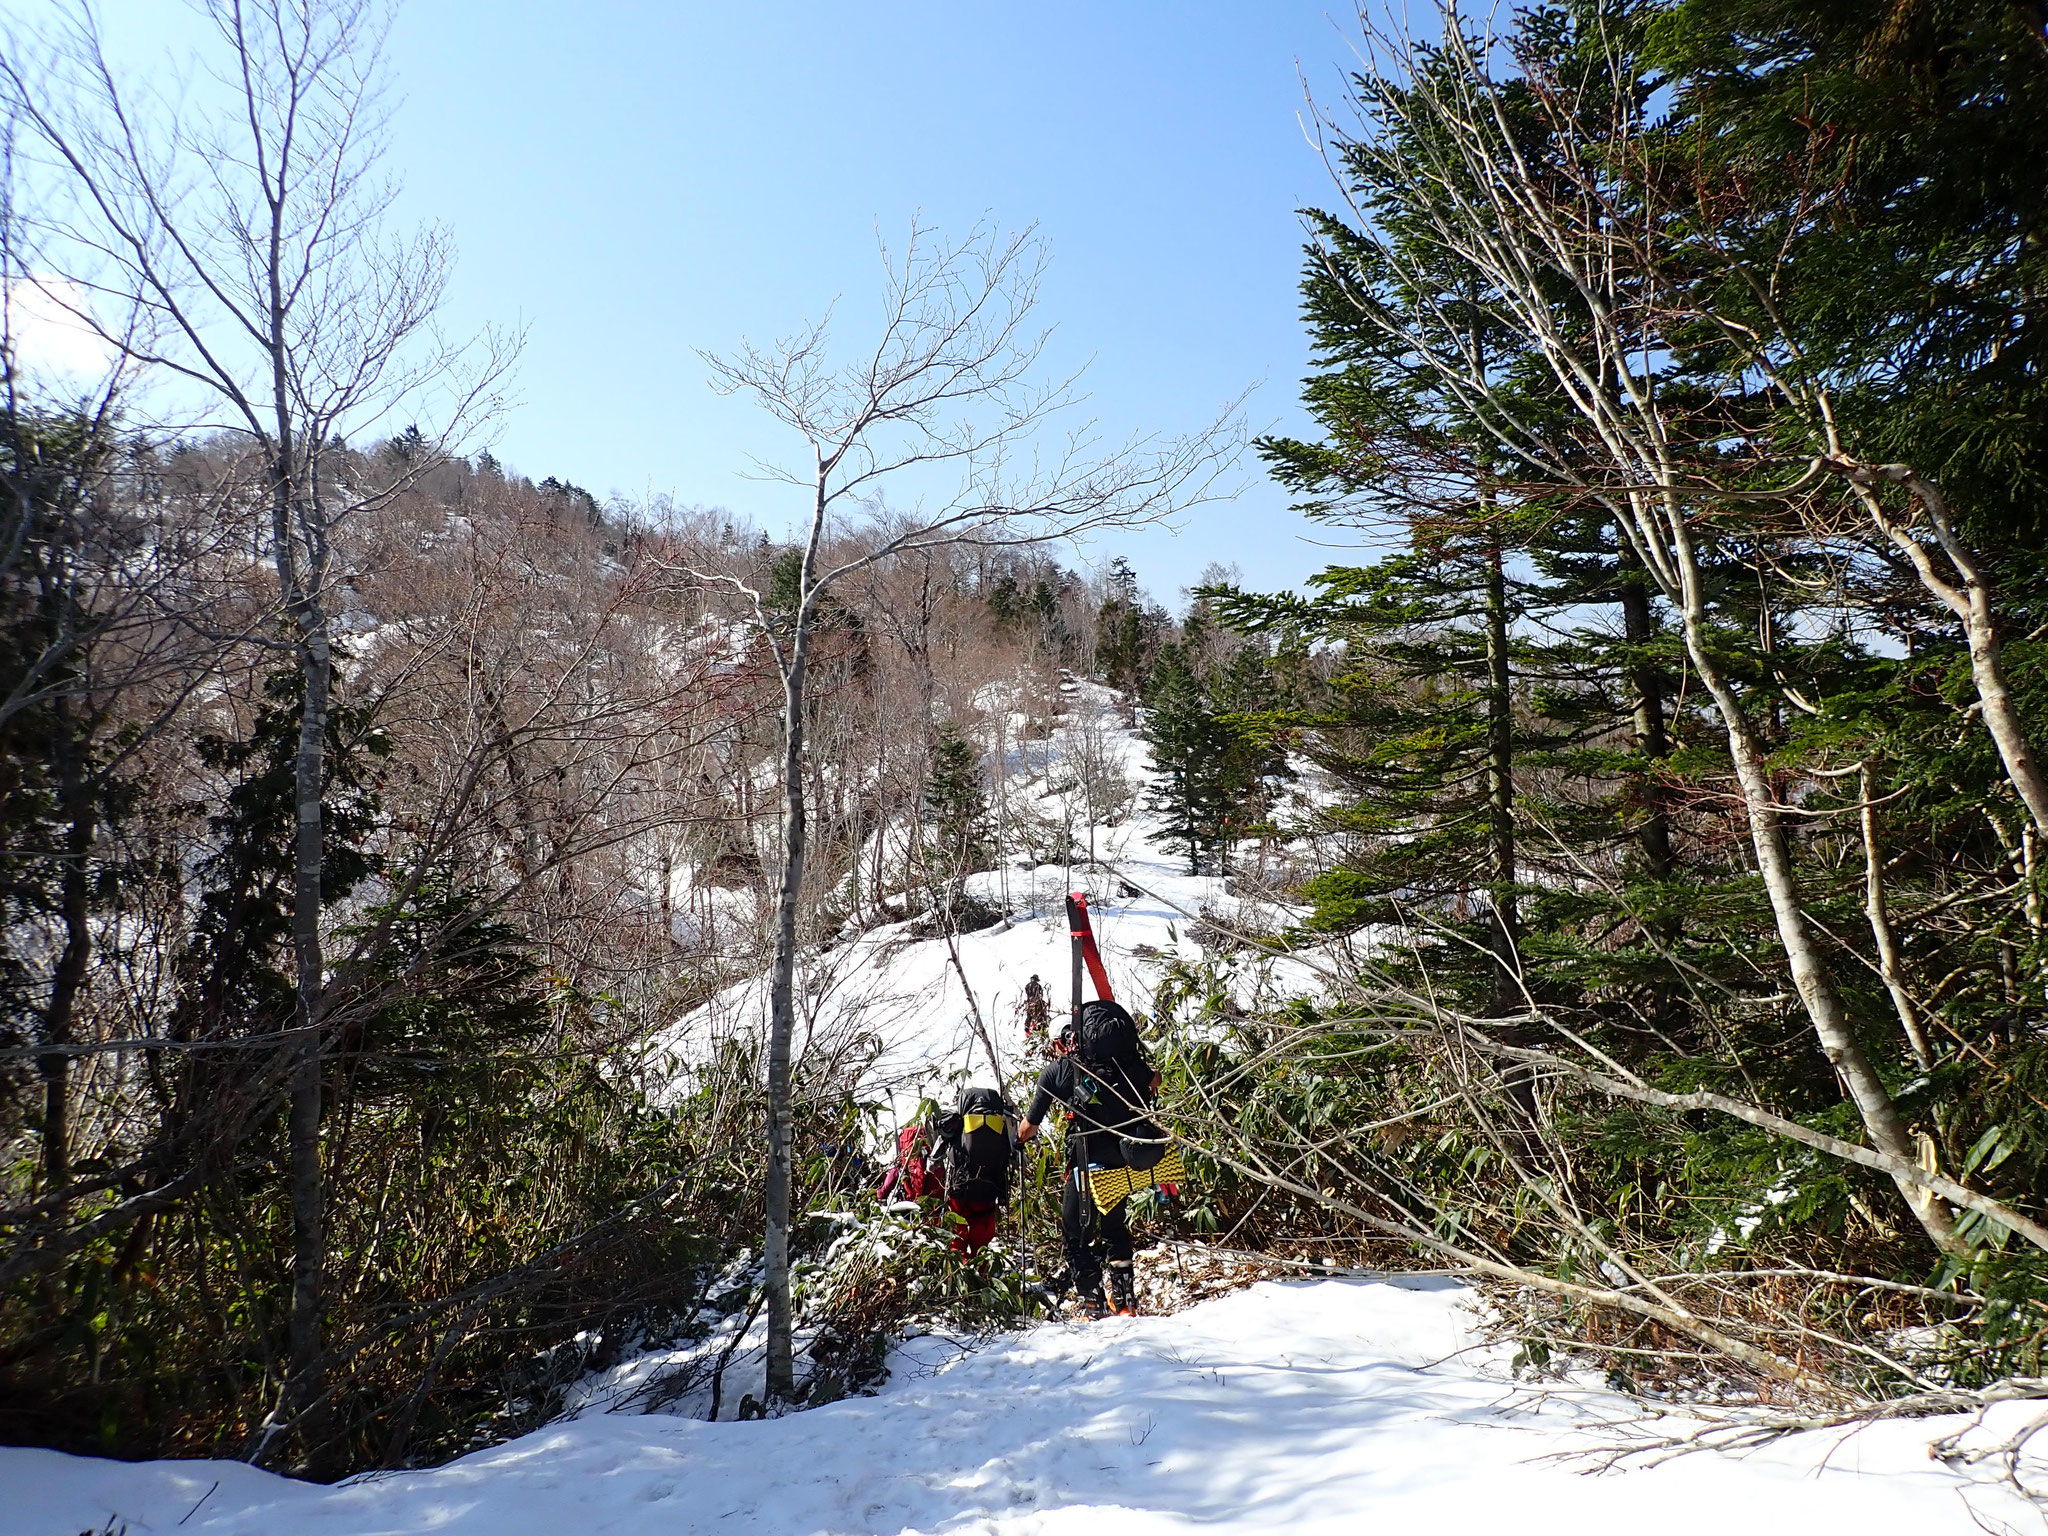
[1107,1260,1137,1317]
[1063,1284,1109,1321]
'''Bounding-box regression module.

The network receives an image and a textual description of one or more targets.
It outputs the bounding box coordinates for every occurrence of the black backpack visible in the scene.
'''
[932,1086,1016,1208]
[1075,1000,1166,1170]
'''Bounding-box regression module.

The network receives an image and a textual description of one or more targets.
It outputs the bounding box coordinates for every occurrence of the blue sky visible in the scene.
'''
[76,1,1377,606]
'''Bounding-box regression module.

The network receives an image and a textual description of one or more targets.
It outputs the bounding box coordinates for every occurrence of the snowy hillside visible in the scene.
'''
[12,1275,2040,1535]
[654,681,1318,1119]
[11,683,2038,1535]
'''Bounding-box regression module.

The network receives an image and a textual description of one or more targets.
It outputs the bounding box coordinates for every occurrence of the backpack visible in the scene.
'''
[931,1086,1015,1209]
[1075,999,1166,1171]
[879,1123,940,1202]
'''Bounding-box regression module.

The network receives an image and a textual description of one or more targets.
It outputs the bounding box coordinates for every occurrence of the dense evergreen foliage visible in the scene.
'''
[1147,0,2048,1395]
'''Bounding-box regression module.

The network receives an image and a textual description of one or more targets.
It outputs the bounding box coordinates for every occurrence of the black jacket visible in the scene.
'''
[1026,1055,1151,1168]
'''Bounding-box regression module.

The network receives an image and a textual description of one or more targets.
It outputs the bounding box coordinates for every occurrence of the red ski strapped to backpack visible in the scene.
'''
[1066,891,1114,1020]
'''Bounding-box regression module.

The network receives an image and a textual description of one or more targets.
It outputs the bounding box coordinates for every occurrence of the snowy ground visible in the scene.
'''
[10,1276,2041,1535]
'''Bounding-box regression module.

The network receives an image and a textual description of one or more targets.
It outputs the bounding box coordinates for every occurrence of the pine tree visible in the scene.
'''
[922,722,991,914]
[1141,646,1242,874]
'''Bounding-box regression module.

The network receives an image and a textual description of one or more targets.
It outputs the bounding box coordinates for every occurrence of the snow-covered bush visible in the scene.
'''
[796,1205,1034,1404]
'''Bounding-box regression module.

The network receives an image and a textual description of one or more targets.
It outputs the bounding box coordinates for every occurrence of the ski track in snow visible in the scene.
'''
[7,1277,2039,1534]
[11,685,2036,1533]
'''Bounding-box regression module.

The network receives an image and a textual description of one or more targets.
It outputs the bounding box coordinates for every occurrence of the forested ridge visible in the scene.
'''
[4,0,2048,1485]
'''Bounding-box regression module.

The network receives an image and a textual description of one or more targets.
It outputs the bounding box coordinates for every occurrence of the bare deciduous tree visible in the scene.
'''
[3,0,515,1464]
[1303,1,1972,1252]
[691,220,1238,1402]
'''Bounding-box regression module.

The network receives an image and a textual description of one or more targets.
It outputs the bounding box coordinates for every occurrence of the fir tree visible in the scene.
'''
[175,664,389,1045]
[0,405,139,1189]
[922,722,991,914]
[1142,646,1245,874]
[1096,558,1166,698]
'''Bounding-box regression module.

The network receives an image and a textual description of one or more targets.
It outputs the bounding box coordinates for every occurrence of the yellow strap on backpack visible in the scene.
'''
[1087,1145,1187,1214]
[963,1112,1005,1136]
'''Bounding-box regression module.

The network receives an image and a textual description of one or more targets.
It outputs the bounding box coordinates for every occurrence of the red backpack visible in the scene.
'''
[877,1123,944,1202]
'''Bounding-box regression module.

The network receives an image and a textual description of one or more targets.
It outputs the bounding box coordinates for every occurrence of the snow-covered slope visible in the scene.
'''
[8,1275,2034,1535]
[654,681,1320,1119]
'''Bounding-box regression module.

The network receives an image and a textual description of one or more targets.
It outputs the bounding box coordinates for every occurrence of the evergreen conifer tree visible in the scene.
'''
[922,722,991,914]
[175,665,389,1045]
[1096,557,1165,699]
[1141,645,1247,874]
[0,405,139,1190]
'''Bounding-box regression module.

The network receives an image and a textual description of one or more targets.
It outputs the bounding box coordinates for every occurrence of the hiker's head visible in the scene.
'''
[1051,1024,1076,1057]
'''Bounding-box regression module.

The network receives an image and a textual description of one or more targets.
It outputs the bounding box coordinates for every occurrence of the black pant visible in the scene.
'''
[1061,1164,1131,1298]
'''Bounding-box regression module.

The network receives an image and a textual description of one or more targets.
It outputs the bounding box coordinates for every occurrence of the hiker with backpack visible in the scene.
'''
[1017,998,1162,1318]
[1021,973,1050,1047]
[877,1086,1018,1256]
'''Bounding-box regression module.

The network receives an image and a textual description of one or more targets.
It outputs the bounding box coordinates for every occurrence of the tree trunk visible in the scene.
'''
[287,608,333,1462]
[1846,466,2048,840]
[1860,763,1935,1073]
[1616,533,1674,880]
[37,701,92,1197]
[271,410,335,1464]
[1960,593,2048,837]
[763,472,830,1405]
[484,680,542,879]
[1656,505,1961,1254]
[1617,529,1687,1041]
[1483,532,1518,1016]
[763,622,808,1404]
